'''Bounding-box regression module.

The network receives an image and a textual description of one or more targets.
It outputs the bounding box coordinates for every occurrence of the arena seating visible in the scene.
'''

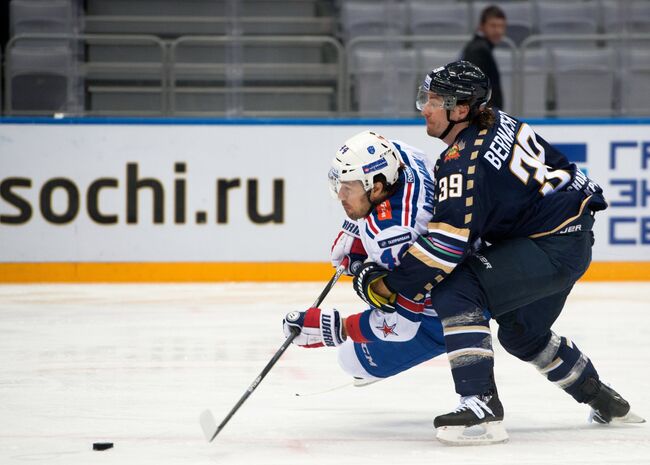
[2,0,649,117]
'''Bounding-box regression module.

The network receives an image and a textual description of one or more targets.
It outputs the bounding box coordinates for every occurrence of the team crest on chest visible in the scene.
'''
[377,200,392,221]
[444,141,465,162]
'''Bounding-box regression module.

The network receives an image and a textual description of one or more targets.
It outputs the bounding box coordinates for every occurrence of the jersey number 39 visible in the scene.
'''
[438,173,463,202]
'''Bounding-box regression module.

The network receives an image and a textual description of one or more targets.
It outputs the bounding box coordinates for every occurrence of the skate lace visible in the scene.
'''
[453,395,494,420]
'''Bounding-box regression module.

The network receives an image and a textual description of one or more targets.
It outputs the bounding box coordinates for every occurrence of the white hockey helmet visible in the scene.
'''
[328,130,401,198]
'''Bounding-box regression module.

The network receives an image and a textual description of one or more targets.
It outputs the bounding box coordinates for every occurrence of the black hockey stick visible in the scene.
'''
[200,257,350,442]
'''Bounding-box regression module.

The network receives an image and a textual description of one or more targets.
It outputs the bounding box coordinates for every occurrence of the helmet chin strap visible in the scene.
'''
[439,109,471,141]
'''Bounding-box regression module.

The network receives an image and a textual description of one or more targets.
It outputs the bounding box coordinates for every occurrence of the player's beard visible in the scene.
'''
[342,195,373,220]
[343,205,365,221]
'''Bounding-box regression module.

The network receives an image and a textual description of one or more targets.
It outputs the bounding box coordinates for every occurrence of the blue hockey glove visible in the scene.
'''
[283,307,345,348]
[353,262,396,312]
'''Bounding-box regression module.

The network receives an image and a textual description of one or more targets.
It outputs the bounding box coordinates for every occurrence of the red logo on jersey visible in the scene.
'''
[444,141,465,162]
[377,200,392,221]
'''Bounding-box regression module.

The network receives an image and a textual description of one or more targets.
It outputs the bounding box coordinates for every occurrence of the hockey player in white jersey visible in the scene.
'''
[282,130,452,384]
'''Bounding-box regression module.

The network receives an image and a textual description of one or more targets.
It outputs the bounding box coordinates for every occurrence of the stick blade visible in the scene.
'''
[199,409,218,442]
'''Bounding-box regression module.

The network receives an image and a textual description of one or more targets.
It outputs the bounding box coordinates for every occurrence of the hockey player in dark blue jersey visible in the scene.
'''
[353,61,644,445]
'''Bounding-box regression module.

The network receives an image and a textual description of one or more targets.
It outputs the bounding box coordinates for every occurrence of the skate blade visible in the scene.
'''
[436,421,509,446]
[589,409,646,424]
[353,377,382,388]
[613,411,646,424]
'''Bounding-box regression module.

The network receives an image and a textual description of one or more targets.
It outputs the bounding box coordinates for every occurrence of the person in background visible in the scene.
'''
[462,5,506,109]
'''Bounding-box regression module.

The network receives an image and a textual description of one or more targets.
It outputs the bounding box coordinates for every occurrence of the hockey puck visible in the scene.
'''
[93,442,113,451]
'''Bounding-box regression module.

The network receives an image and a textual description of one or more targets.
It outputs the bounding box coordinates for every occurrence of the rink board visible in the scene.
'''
[1,117,649,282]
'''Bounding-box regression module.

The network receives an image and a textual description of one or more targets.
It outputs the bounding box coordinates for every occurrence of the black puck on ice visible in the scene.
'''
[93,442,113,451]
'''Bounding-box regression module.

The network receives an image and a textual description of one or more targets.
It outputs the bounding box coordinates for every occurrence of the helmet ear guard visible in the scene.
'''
[442,94,458,111]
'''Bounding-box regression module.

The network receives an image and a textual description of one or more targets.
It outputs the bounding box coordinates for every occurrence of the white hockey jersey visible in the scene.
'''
[340,141,443,344]
[345,140,436,270]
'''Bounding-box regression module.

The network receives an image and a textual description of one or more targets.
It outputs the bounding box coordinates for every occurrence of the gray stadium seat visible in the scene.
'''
[408,1,471,46]
[86,0,317,17]
[601,0,650,35]
[6,45,79,114]
[601,0,627,33]
[536,1,599,48]
[172,42,324,68]
[519,48,550,117]
[83,0,330,36]
[417,48,461,77]
[619,47,650,116]
[551,47,616,116]
[10,0,76,36]
[494,48,514,113]
[173,86,336,116]
[340,2,407,43]
[350,47,418,117]
[472,1,533,46]
[623,1,650,34]
[84,17,334,36]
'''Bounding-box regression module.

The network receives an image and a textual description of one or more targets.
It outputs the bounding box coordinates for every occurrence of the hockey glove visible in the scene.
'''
[331,231,367,276]
[283,307,345,348]
[353,262,397,312]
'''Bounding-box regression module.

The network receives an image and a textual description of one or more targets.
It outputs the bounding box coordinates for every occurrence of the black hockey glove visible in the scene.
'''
[353,262,396,312]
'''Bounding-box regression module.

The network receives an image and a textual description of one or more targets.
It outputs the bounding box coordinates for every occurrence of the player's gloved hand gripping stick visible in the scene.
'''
[199,257,350,442]
[353,261,397,312]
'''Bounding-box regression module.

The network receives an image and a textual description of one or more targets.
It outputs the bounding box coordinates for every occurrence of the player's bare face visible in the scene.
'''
[338,181,371,220]
[420,93,449,138]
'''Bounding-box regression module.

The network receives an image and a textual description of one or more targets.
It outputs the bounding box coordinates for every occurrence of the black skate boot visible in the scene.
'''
[581,377,645,424]
[433,391,508,445]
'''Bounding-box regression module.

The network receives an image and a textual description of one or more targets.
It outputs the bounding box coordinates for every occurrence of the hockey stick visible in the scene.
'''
[200,257,350,442]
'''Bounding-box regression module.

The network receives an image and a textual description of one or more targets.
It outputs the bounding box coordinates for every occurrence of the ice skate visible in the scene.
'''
[434,391,508,445]
[582,378,646,424]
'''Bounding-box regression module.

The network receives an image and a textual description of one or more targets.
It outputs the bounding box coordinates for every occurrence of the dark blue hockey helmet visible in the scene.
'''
[416,60,492,113]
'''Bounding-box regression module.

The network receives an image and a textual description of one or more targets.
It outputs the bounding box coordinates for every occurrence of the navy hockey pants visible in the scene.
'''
[430,212,599,402]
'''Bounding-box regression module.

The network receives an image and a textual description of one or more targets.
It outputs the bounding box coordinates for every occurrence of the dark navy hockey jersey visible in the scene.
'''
[384,109,607,296]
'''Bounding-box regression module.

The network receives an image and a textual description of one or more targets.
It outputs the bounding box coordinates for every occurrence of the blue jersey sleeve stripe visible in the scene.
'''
[393,142,420,228]
[410,172,420,228]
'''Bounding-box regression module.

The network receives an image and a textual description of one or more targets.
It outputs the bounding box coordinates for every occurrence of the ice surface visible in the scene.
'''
[0,282,648,465]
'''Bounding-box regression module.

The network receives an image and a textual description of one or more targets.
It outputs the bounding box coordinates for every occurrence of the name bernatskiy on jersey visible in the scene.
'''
[383,109,607,299]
